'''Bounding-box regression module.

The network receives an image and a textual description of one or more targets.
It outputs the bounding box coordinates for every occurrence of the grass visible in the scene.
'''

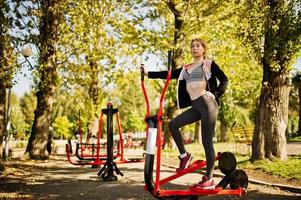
[162,143,301,180]
[239,155,301,179]
[287,136,301,142]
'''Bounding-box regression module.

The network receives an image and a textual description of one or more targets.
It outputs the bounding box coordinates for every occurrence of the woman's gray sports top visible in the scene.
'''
[183,64,206,83]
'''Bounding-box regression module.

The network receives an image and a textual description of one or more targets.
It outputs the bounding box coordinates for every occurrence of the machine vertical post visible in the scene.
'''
[98,102,123,181]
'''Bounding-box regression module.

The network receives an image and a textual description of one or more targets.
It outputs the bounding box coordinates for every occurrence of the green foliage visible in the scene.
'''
[5,0,38,73]
[289,71,301,135]
[19,92,36,136]
[236,0,301,160]
[289,73,299,119]
[51,88,93,138]
[123,110,144,132]
[52,115,73,139]
[10,93,27,139]
[181,122,194,134]
[163,1,261,127]
[238,0,301,70]
[111,71,150,132]
[57,0,133,114]
[0,45,17,88]
[6,0,300,147]
[0,1,18,88]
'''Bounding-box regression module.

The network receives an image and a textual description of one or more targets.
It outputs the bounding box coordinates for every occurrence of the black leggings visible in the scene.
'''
[169,93,218,178]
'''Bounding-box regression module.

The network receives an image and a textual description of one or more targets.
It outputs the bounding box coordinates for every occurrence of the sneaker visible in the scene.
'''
[176,152,193,172]
[194,176,215,190]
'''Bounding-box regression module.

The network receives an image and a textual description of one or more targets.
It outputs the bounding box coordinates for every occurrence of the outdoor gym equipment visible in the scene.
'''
[73,110,98,161]
[75,114,96,161]
[65,109,105,167]
[97,103,123,180]
[65,105,143,168]
[70,110,120,161]
[97,103,144,181]
[141,51,248,199]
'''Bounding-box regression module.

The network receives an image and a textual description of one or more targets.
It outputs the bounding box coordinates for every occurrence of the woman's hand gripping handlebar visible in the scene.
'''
[140,64,148,81]
[140,51,173,123]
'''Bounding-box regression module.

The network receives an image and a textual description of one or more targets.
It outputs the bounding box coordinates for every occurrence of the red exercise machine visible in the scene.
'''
[141,51,248,199]
[66,104,143,169]
[70,110,121,160]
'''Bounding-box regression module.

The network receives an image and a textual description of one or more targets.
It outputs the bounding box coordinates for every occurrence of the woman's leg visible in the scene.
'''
[193,95,218,179]
[169,108,201,154]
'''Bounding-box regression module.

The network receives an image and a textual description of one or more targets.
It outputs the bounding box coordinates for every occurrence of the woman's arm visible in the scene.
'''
[148,68,182,79]
[211,61,228,98]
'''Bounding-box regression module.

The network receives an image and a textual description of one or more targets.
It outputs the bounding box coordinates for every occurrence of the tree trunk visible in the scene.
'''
[24,0,59,159]
[251,0,294,161]
[3,89,11,159]
[163,101,177,149]
[251,95,265,160]
[88,60,100,114]
[0,87,6,159]
[251,64,289,161]
[162,119,171,150]
[220,117,228,142]
[0,5,6,159]
[194,121,200,144]
[25,87,55,159]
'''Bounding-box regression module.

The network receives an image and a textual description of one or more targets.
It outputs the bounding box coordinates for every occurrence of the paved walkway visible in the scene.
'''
[108,160,301,199]
[6,141,301,200]
[286,142,301,155]
[2,154,300,200]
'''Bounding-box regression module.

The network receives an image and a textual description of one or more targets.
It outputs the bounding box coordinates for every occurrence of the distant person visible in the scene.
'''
[126,135,133,148]
[47,126,53,155]
[89,116,99,138]
[141,38,228,189]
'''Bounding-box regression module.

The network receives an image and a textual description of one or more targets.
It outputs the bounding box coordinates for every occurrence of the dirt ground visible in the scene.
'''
[0,153,300,200]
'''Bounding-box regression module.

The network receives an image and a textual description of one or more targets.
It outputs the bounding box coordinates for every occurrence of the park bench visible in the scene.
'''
[231,125,254,154]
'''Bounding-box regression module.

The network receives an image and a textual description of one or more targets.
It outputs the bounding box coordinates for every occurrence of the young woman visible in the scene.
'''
[141,38,228,189]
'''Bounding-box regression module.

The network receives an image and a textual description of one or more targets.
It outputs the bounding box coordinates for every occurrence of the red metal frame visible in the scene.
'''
[140,64,150,161]
[141,51,246,198]
[66,106,143,166]
[65,143,103,166]
[77,110,104,160]
[154,67,171,192]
